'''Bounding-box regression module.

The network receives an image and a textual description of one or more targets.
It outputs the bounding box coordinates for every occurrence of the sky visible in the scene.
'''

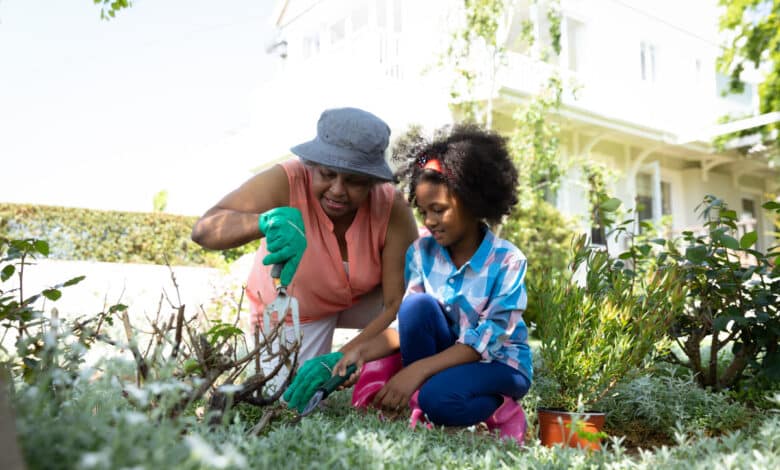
[0,0,282,215]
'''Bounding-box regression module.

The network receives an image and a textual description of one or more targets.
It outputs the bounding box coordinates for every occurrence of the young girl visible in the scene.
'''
[368,124,533,426]
[285,125,531,429]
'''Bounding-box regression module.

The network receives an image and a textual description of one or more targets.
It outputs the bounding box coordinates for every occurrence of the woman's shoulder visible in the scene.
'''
[370,181,397,206]
[279,158,306,177]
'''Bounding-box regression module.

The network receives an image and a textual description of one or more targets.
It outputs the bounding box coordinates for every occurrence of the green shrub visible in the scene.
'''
[501,200,577,327]
[661,197,780,391]
[0,203,259,266]
[597,370,753,446]
[533,228,686,411]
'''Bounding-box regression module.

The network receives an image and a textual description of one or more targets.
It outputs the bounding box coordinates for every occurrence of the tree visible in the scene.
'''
[153,189,168,213]
[444,0,508,129]
[93,0,132,20]
[719,1,780,124]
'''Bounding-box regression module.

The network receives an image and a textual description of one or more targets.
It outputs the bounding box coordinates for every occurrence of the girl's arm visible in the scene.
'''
[191,164,290,249]
[458,255,528,360]
[334,191,418,375]
[372,343,479,410]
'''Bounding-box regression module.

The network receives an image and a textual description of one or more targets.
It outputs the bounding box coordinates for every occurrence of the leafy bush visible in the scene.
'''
[6,236,780,468]
[13,363,780,469]
[533,232,685,411]
[501,200,577,327]
[597,369,753,446]
[662,197,780,391]
[0,203,258,267]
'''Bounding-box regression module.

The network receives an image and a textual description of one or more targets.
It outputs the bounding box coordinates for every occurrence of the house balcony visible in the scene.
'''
[495,52,755,141]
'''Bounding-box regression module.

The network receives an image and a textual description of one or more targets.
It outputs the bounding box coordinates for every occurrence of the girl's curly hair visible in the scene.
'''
[393,124,519,225]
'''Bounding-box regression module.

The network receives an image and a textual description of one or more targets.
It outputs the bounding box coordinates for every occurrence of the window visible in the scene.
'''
[640,41,656,82]
[636,172,671,225]
[636,173,654,222]
[352,4,369,32]
[392,0,402,33]
[716,72,754,106]
[330,19,345,44]
[661,181,671,216]
[376,0,386,28]
[741,198,756,220]
[302,33,320,58]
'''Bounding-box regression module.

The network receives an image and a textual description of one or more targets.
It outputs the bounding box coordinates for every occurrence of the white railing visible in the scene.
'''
[499,52,734,135]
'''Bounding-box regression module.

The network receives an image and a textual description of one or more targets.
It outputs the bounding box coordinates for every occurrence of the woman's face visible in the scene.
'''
[414,180,479,250]
[309,164,374,222]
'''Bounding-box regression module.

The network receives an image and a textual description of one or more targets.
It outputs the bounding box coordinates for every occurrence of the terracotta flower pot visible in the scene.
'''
[537,408,606,451]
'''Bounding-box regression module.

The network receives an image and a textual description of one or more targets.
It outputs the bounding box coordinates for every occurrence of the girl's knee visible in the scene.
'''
[398,293,440,326]
[417,382,465,426]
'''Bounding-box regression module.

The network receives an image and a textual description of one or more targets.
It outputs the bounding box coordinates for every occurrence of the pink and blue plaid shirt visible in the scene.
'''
[404,226,533,381]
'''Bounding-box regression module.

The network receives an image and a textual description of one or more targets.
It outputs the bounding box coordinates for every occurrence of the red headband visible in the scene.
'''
[422,158,444,173]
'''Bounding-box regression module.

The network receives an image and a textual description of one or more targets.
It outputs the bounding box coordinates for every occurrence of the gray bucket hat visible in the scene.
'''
[290,107,394,181]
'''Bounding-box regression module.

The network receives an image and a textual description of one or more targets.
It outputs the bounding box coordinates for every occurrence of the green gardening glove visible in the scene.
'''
[258,207,307,286]
[283,351,343,413]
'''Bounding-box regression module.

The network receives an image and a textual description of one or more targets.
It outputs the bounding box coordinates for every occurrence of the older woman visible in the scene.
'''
[191,107,418,375]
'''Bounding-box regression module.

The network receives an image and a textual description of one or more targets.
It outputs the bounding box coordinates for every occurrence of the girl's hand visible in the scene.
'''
[372,365,426,415]
[334,346,364,389]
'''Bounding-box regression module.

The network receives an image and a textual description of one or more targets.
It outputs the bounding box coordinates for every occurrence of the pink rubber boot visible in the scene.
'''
[484,395,527,445]
[408,390,432,430]
[351,352,403,408]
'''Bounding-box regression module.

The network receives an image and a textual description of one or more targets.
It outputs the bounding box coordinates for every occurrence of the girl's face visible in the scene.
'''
[415,180,480,251]
[309,164,374,223]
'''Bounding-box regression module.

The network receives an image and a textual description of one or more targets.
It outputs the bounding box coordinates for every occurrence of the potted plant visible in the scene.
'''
[531,199,685,450]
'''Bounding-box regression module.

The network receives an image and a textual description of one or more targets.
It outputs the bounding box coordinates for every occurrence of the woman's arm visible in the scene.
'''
[191,164,290,250]
[335,191,418,371]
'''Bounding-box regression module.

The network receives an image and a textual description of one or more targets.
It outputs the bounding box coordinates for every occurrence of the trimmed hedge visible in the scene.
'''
[0,203,258,267]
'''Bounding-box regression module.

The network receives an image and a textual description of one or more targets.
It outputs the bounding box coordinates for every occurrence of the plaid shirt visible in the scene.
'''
[404,227,532,381]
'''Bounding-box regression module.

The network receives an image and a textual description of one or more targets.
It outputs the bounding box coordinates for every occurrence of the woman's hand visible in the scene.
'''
[372,364,426,414]
[259,207,307,286]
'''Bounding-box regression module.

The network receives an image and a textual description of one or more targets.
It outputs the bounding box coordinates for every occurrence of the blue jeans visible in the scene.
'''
[398,293,531,426]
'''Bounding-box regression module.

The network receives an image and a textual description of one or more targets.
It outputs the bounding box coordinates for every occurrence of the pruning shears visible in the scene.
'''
[262,264,301,340]
[299,363,358,416]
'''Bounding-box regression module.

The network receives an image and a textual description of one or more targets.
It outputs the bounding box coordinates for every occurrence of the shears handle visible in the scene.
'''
[271,263,283,288]
[319,363,358,395]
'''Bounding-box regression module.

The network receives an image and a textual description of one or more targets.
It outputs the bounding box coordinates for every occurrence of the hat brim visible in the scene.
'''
[290,137,394,182]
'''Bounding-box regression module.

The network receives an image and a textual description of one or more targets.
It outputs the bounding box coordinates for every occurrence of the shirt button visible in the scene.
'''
[445,306,451,312]
[448,278,455,284]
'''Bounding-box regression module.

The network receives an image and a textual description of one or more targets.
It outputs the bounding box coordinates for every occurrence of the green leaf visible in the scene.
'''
[712,315,735,332]
[33,240,49,256]
[721,235,739,250]
[63,275,86,287]
[42,289,61,301]
[1,265,15,282]
[721,209,737,220]
[739,232,758,249]
[599,198,621,212]
[685,245,707,264]
[108,304,128,313]
[762,201,780,211]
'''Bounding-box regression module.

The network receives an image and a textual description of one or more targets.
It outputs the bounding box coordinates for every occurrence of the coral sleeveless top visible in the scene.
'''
[246,159,395,326]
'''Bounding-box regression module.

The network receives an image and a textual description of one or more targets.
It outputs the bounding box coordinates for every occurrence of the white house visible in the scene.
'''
[261,0,779,250]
